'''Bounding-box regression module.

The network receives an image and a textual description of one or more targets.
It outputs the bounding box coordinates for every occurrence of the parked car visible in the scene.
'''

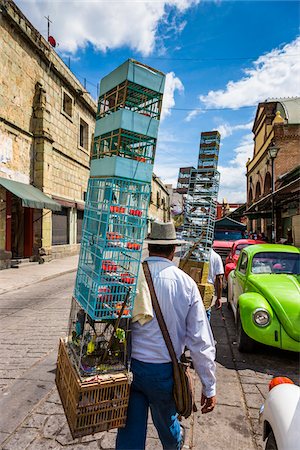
[260,377,300,450]
[227,244,300,352]
[224,239,265,285]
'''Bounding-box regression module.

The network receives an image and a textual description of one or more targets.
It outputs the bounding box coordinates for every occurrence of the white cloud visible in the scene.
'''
[184,108,203,122]
[216,121,253,139]
[200,37,300,109]
[16,0,200,55]
[218,133,253,202]
[161,72,184,120]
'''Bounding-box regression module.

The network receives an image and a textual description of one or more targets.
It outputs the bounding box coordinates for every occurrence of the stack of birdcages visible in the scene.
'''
[180,131,220,305]
[56,59,165,438]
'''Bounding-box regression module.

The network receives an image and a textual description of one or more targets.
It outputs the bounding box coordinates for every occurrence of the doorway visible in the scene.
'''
[7,193,34,258]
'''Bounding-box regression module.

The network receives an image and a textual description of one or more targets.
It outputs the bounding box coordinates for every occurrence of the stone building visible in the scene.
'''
[0,0,96,267]
[148,173,171,224]
[245,98,300,245]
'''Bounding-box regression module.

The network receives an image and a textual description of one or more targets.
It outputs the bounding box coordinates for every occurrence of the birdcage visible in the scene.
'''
[66,296,131,377]
[56,337,131,438]
[97,59,165,121]
[181,168,220,262]
[74,176,150,320]
[93,128,156,162]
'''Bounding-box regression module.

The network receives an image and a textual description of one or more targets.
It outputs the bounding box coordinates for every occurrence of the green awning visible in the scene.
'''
[0,178,61,211]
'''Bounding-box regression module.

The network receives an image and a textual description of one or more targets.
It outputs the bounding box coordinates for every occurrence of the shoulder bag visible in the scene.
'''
[142,261,197,419]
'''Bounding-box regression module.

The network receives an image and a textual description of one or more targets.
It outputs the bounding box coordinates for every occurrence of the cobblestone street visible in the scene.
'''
[0,268,299,450]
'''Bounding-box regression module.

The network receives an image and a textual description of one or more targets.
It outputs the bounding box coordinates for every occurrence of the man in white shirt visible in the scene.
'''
[206,249,224,321]
[116,222,216,450]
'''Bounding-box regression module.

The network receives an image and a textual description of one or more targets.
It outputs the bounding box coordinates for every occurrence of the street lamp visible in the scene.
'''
[268,144,279,243]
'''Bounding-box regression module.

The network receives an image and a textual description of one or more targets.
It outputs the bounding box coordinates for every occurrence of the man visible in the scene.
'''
[116,222,216,450]
[207,248,224,321]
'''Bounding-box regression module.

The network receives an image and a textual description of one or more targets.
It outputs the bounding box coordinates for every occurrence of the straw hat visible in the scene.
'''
[144,221,185,245]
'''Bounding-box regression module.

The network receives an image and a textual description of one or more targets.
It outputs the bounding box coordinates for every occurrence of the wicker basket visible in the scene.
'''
[56,338,131,439]
[197,283,214,310]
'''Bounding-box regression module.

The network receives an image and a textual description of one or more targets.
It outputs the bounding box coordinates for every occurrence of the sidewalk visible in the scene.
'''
[0,255,79,295]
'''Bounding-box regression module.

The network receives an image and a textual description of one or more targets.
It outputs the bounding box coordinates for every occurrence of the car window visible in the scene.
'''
[236,243,251,255]
[238,252,248,274]
[214,230,245,241]
[251,252,300,274]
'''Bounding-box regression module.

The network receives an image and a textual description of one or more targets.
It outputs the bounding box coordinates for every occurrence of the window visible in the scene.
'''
[238,252,248,274]
[79,118,89,150]
[236,244,252,255]
[52,207,69,245]
[251,252,299,275]
[62,89,73,119]
[156,192,160,208]
[77,210,84,243]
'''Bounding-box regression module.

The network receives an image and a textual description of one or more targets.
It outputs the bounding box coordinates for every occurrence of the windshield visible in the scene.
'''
[251,252,300,275]
[214,230,244,241]
[236,243,252,255]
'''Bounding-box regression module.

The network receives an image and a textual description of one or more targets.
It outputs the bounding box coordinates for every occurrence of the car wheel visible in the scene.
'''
[226,282,233,310]
[226,292,232,310]
[265,431,278,450]
[237,311,255,352]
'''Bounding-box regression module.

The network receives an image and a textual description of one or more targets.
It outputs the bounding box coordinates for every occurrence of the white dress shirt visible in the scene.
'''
[131,256,216,397]
[208,249,224,284]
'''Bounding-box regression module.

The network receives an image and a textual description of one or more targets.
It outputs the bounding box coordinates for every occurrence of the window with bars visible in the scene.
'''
[62,89,73,119]
[79,118,89,150]
[77,210,84,243]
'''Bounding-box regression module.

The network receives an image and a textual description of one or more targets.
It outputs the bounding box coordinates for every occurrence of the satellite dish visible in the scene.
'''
[48,35,56,47]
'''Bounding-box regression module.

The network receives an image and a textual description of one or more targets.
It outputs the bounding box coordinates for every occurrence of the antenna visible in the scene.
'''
[44,15,52,40]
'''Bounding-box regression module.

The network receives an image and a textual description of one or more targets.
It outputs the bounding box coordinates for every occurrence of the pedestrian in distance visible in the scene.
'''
[116,222,216,450]
[206,248,224,321]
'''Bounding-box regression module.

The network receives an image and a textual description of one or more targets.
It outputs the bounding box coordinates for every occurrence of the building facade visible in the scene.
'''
[216,200,244,220]
[245,98,300,245]
[0,0,96,267]
[148,173,171,224]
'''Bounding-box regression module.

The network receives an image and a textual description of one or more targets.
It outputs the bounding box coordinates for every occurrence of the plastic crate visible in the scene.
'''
[56,338,131,439]
[74,177,150,320]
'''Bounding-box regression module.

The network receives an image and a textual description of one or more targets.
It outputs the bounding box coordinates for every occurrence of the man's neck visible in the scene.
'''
[148,253,173,261]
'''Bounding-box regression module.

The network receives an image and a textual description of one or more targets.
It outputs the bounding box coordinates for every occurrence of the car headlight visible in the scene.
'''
[253,309,270,327]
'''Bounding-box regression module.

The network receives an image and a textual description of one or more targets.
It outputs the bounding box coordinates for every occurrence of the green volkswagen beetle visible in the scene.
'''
[227,244,300,352]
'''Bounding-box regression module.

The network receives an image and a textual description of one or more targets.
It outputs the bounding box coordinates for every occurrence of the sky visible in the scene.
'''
[16,0,300,202]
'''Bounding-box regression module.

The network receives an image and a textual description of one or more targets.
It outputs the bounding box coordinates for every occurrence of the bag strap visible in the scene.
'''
[142,261,178,365]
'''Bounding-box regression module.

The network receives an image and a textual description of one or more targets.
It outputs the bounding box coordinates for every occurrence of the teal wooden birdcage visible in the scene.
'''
[74,60,165,320]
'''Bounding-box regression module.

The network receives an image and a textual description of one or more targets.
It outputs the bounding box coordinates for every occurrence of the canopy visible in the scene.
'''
[0,178,61,211]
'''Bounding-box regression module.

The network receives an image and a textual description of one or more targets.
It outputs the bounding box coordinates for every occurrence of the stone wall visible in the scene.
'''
[0,1,97,259]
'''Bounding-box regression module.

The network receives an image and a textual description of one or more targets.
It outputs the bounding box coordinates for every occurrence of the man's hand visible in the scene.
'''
[215,298,222,310]
[201,394,216,413]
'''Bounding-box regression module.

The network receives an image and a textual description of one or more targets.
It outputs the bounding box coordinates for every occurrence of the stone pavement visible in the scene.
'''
[0,255,79,295]
[0,257,257,450]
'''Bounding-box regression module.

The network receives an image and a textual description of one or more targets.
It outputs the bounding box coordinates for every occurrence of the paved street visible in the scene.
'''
[0,262,299,450]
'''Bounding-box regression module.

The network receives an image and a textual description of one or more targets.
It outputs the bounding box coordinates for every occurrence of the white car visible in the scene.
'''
[259,379,300,450]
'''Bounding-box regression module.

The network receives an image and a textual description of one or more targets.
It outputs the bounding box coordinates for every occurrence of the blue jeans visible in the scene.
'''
[116,358,181,450]
[206,308,211,322]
